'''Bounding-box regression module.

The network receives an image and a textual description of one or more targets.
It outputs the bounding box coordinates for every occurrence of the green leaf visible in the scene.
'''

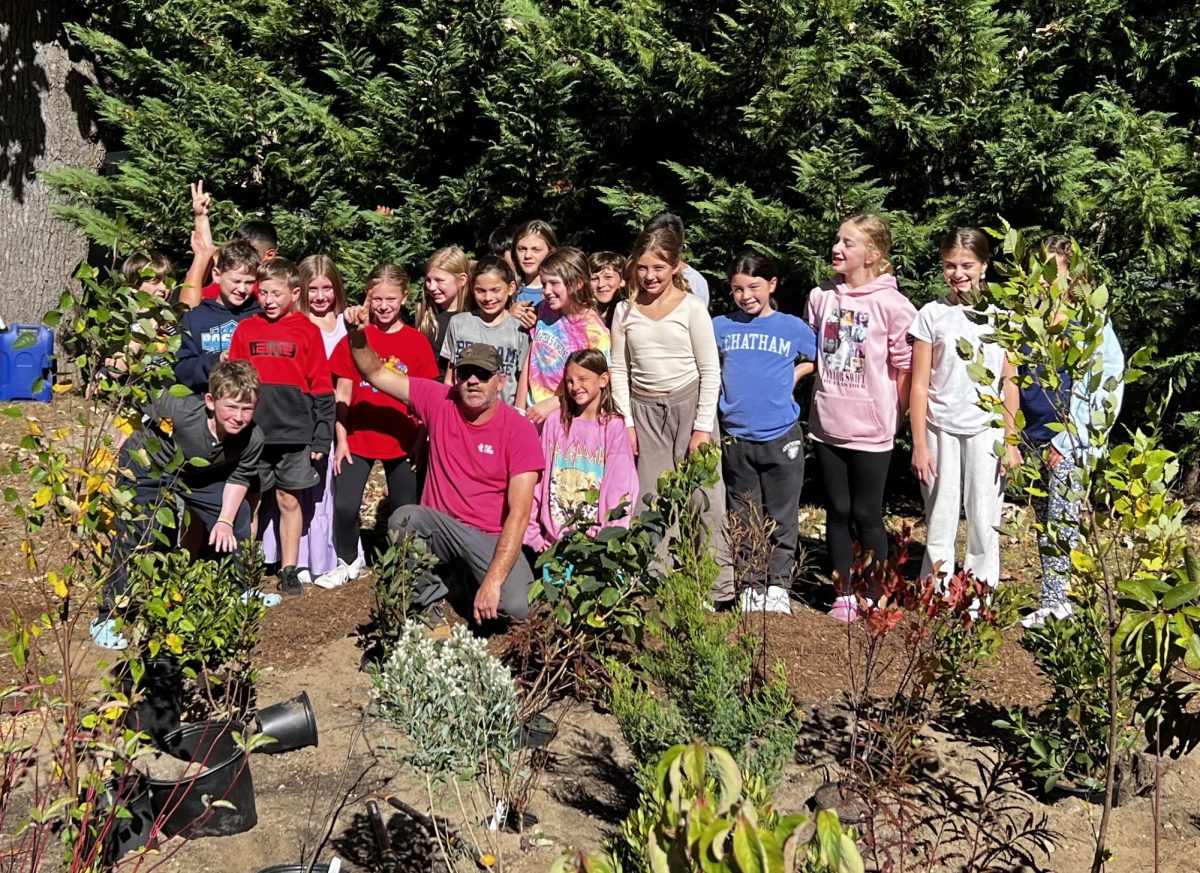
[1163,580,1200,611]
[1118,578,1158,608]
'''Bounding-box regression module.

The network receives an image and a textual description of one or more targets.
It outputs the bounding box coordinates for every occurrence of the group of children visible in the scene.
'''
[91,189,1123,648]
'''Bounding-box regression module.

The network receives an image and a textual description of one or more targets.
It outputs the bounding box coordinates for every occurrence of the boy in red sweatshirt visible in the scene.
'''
[229,257,335,595]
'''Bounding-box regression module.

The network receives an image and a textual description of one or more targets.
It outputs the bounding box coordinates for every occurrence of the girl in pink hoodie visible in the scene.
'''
[805,214,917,621]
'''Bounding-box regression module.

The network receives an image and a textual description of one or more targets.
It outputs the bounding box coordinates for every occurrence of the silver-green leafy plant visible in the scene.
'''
[372,621,519,867]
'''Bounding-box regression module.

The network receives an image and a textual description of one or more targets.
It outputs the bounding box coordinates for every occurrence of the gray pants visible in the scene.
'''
[388,505,533,620]
[722,420,805,591]
[630,381,733,600]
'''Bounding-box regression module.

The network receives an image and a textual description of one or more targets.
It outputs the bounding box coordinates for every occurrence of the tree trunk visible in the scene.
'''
[0,3,103,328]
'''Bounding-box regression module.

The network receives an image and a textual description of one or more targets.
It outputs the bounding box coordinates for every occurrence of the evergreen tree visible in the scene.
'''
[51,0,1200,468]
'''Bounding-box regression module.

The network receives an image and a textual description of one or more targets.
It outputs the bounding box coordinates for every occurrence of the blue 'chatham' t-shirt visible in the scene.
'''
[713,310,818,441]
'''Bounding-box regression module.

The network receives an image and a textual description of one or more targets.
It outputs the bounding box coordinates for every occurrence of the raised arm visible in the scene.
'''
[345,305,411,405]
[179,180,215,309]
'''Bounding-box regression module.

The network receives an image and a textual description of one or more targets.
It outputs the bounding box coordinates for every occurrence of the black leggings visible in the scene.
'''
[814,442,891,588]
[333,454,420,563]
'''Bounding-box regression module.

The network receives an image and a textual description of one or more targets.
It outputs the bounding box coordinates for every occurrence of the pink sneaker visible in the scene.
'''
[827,595,862,623]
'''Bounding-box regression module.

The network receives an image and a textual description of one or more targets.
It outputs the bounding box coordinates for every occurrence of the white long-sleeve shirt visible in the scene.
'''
[610,294,721,432]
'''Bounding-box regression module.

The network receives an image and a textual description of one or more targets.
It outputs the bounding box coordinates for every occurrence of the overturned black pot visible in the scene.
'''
[149,720,257,838]
[812,781,868,826]
[118,657,183,744]
[254,691,318,754]
[518,712,556,749]
[83,774,158,864]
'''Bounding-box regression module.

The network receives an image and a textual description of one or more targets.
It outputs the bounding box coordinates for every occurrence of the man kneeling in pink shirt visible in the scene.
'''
[345,306,544,635]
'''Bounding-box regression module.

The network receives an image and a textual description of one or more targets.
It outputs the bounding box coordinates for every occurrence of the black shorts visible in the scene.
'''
[258,444,319,492]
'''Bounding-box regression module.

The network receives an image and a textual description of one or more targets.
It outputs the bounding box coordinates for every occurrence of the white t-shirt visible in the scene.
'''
[682,265,710,309]
[908,298,1006,435]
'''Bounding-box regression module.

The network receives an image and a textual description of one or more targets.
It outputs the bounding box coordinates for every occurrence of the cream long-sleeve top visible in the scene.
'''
[610,293,721,432]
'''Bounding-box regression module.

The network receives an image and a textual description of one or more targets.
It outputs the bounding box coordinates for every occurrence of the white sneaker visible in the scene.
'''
[1020,602,1074,629]
[740,587,767,612]
[297,569,313,585]
[763,585,793,615]
[314,556,364,590]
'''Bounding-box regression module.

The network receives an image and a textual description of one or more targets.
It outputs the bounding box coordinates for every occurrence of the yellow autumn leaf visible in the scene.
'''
[90,446,116,471]
[52,383,73,394]
[32,487,52,508]
[171,589,184,603]
[103,705,122,721]
[114,416,135,437]
[26,419,43,436]
[48,572,68,598]
[165,633,183,655]
[159,417,174,436]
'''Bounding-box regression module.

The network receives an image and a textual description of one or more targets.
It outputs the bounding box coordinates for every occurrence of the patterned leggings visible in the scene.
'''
[1033,450,1080,609]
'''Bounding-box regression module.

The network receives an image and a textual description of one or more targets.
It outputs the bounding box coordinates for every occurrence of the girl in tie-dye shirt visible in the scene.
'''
[517,247,611,425]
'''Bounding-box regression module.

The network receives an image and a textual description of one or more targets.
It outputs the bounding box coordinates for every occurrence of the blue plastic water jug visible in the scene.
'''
[0,325,54,402]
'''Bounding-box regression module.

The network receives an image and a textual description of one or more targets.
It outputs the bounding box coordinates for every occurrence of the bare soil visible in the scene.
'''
[4,398,1200,872]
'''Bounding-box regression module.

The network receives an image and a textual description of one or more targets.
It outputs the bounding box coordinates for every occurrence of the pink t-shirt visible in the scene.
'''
[407,379,544,534]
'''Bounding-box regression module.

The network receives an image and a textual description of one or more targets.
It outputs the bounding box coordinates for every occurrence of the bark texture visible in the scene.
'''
[0,3,103,327]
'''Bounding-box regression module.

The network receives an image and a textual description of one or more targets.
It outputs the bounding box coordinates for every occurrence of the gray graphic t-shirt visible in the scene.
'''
[440,312,530,406]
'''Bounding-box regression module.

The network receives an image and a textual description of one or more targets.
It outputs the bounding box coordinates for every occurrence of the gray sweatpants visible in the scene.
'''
[388,505,534,620]
[630,380,734,600]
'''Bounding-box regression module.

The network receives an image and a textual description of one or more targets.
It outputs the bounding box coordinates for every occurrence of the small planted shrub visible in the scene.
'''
[373,621,519,863]
[554,740,863,873]
[122,543,266,720]
[367,529,440,659]
[511,444,723,708]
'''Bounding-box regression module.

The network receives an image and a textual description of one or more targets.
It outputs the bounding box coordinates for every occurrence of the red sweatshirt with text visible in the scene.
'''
[228,311,335,450]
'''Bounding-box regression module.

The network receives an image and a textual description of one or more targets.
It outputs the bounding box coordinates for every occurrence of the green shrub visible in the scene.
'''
[554,740,863,873]
[608,460,800,786]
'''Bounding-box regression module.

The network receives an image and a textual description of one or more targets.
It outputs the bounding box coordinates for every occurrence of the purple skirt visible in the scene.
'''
[259,448,359,575]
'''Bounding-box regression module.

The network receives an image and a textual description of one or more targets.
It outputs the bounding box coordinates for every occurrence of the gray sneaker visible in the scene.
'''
[416,601,452,641]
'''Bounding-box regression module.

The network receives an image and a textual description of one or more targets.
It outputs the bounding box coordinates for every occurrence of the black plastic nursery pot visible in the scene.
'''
[148,720,257,838]
[254,866,331,873]
[119,657,183,744]
[518,712,557,750]
[254,690,319,754]
[812,781,868,826]
[84,775,158,864]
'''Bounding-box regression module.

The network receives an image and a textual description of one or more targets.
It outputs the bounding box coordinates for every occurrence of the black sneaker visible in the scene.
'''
[277,566,303,597]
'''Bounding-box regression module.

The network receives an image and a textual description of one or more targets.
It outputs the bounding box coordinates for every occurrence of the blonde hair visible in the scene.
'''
[208,360,261,402]
[843,213,894,276]
[364,264,411,322]
[256,256,299,289]
[628,227,691,298]
[417,246,470,341]
[298,254,347,316]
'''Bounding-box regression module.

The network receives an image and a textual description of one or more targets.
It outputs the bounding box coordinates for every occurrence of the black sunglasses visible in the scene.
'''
[455,365,496,383]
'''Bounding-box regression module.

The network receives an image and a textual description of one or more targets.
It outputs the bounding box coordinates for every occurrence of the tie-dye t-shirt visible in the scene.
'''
[527,305,611,404]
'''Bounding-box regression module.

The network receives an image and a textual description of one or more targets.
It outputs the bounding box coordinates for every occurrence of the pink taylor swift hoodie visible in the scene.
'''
[804,274,917,452]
